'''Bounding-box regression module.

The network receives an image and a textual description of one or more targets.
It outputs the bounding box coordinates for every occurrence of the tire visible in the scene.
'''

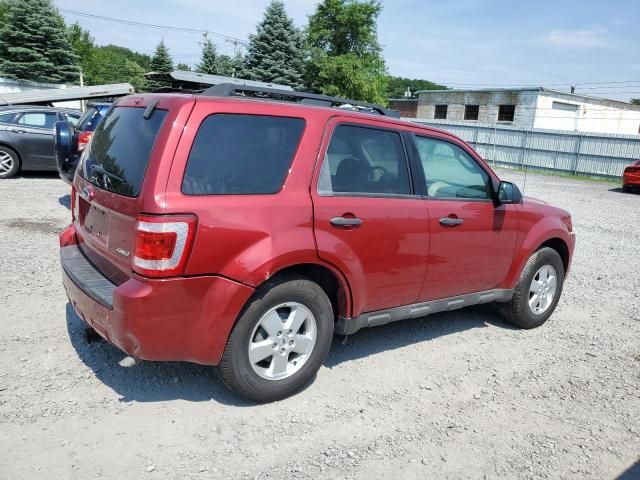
[0,146,20,179]
[499,247,565,329]
[218,274,334,403]
[622,185,630,193]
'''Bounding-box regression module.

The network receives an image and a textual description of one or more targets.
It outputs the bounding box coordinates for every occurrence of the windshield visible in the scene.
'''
[80,106,167,197]
[76,106,104,132]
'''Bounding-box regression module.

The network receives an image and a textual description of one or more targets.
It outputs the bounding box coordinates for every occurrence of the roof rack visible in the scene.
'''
[202,83,400,118]
[0,83,134,106]
[145,70,294,91]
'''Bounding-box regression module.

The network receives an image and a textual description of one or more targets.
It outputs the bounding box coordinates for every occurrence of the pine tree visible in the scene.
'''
[150,40,173,72]
[176,63,191,71]
[0,0,79,83]
[243,1,304,89]
[195,37,218,74]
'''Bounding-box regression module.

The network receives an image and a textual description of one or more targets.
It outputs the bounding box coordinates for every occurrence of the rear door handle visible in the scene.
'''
[439,217,464,226]
[9,128,27,134]
[330,216,363,227]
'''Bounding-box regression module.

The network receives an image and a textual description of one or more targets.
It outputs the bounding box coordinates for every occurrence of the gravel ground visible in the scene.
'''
[0,169,639,480]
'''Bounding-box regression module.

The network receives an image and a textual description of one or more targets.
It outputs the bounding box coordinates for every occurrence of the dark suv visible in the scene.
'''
[55,102,112,184]
[0,105,80,178]
[59,85,575,402]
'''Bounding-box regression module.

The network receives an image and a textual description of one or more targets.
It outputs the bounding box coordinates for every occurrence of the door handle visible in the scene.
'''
[9,128,27,134]
[439,217,464,226]
[330,216,363,227]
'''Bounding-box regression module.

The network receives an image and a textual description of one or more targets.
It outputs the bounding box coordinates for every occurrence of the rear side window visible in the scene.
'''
[76,106,101,132]
[80,106,167,197]
[0,112,16,124]
[17,112,58,128]
[182,114,305,195]
[318,125,411,196]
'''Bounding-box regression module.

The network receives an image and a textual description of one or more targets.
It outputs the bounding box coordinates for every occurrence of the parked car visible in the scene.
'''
[0,105,81,179]
[55,102,112,184]
[59,86,575,403]
[622,159,640,192]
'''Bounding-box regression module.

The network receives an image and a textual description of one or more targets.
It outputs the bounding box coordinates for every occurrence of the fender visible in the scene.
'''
[502,215,574,290]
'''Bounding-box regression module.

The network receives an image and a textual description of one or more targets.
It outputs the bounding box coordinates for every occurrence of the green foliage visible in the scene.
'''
[216,53,243,77]
[305,0,387,104]
[196,37,218,74]
[0,0,79,83]
[387,76,448,98]
[176,62,191,71]
[150,40,173,73]
[243,0,305,89]
[631,98,640,106]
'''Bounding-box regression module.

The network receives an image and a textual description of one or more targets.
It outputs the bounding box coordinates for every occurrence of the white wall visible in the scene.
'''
[534,93,640,135]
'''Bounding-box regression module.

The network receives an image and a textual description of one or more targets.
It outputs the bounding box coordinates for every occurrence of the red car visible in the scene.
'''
[623,160,640,192]
[59,85,575,402]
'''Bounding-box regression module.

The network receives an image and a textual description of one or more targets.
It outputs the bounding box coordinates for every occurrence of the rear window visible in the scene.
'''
[76,106,101,132]
[182,114,305,195]
[80,106,167,197]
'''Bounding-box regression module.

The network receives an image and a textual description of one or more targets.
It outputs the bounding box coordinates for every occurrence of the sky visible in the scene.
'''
[54,0,640,102]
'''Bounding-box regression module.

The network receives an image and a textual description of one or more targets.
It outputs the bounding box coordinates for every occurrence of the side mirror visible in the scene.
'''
[496,181,522,205]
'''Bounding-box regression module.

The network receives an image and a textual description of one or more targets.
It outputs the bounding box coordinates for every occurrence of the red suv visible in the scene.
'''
[59,85,575,402]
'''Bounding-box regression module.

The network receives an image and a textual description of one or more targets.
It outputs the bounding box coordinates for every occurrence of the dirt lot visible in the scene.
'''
[0,169,638,480]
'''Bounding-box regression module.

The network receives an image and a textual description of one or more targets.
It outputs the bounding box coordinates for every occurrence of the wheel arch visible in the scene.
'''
[0,142,22,162]
[537,237,570,275]
[262,262,353,320]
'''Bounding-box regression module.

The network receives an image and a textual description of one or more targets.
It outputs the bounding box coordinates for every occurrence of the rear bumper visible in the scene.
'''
[623,173,640,187]
[60,238,254,365]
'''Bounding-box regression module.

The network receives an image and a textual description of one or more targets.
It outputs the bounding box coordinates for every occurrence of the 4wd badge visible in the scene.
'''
[116,248,130,258]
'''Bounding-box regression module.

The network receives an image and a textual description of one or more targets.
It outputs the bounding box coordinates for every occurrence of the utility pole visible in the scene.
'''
[79,68,85,113]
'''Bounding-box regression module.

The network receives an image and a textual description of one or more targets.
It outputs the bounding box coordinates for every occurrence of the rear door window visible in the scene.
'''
[317,124,411,196]
[17,112,58,129]
[80,106,167,197]
[0,112,17,124]
[182,114,305,195]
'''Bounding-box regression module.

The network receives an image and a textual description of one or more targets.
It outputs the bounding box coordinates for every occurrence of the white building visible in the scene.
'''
[416,88,640,135]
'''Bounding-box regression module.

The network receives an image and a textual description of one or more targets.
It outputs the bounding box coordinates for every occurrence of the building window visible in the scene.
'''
[464,105,479,121]
[498,105,516,122]
[434,104,448,120]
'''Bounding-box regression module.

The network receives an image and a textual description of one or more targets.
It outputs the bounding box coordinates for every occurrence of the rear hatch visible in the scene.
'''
[72,95,195,283]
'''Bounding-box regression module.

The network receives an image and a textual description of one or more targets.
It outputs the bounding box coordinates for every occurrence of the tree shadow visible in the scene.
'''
[325,304,516,368]
[65,304,251,406]
[59,194,71,210]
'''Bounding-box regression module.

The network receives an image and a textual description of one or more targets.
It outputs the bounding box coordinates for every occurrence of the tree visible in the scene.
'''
[67,22,95,81]
[386,76,448,98]
[150,40,173,72]
[243,0,305,89]
[0,0,79,83]
[176,62,191,71]
[216,52,244,77]
[196,36,218,74]
[631,98,640,106]
[305,0,388,104]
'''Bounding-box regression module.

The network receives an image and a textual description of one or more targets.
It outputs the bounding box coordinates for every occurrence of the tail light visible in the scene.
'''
[77,131,92,152]
[133,214,197,278]
[625,166,638,173]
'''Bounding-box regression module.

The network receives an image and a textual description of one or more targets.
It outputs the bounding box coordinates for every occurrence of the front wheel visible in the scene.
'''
[218,275,334,403]
[499,247,565,329]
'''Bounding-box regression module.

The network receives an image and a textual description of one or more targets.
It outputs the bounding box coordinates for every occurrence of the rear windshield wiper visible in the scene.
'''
[90,163,125,183]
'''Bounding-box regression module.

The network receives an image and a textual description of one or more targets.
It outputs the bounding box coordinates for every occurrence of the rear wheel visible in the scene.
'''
[500,247,565,329]
[0,146,19,179]
[218,275,334,403]
[622,185,631,193]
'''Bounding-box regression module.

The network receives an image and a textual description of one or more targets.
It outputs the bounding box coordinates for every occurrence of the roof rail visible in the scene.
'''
[201,83,400,118]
